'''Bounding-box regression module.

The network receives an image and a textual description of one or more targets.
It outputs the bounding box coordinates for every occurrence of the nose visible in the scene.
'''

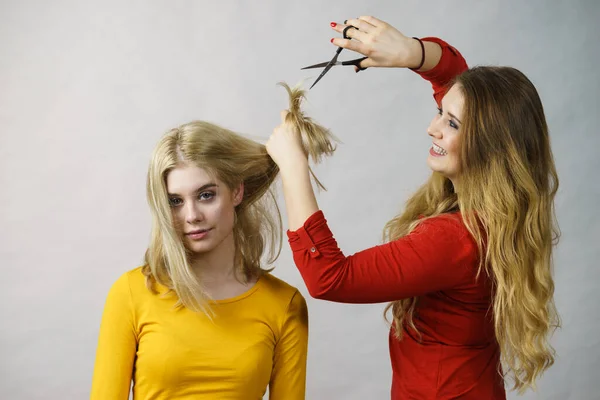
[184,201,203,224]
[427,116,443,139]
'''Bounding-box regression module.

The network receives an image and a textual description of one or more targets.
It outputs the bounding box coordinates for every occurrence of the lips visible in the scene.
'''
[187,229,207,234]
[185,228,212,241]
[186,229,210,235]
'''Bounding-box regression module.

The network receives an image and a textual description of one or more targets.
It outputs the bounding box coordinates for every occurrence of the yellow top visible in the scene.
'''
[90,267,308,400]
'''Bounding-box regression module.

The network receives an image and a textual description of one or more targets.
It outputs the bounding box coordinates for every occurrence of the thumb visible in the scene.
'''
[354,57,375,73]
[280,110,289,123]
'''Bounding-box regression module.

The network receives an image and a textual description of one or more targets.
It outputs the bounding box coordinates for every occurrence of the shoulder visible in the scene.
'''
[258,273,307,310]
[106,266,151,302]
[412,213,479,262]
[258,274,308,330]
[416,212,473,240]
[111,265,146,288]
[259,273,303,299]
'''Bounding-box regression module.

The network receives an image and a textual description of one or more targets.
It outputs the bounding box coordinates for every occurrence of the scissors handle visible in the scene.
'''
[333,25,356,56]
[342,25,355,39]
[340,56,368,66]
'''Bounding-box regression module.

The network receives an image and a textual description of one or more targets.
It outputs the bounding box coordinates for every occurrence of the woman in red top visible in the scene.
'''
[267,16,559,399]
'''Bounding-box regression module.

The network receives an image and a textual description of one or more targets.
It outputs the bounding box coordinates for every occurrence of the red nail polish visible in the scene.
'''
[330,38,334,43]
[330,22,337,27]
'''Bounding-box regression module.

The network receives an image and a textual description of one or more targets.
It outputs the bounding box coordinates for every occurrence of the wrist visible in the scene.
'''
[279,157,309,177]
[407,37,425,70]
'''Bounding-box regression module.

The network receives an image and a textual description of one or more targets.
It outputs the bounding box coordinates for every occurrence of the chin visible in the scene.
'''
[426,158,443,173]
[185,240,216,255]
[427,157,456,176]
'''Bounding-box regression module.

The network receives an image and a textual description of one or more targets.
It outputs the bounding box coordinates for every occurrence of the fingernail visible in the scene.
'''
[330,38,334,43]
[330,22,336,27]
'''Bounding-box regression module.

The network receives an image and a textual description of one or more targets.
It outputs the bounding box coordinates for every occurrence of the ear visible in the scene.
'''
[232,182,244,207]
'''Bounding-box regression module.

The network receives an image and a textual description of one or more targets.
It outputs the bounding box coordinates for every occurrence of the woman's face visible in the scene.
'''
[426,84,464,183]
[165,164,243,256]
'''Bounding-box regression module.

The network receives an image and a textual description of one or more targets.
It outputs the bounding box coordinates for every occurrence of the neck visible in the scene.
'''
[450,177,460,193]
[189,231,241,286]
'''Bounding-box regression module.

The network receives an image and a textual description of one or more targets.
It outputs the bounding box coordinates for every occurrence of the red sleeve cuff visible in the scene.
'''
[286,210,333,258]
[412,37,468,105]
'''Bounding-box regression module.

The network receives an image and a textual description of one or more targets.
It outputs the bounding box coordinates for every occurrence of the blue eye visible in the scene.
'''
[438,107,459,130]
[168,197,182,207]
[198,192,215,201]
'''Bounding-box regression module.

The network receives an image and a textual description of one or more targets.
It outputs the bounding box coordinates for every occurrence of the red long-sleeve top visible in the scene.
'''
[287,38,507,399]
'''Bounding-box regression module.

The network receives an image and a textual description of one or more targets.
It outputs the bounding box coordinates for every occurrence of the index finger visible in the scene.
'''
[331,37,367,54]
[331,22,366,42]
[344,18,375,33]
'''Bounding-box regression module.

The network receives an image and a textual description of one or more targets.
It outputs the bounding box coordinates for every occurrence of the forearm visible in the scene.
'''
[287,214,475,303]
[409,37,468,104]
[280,161,319,231]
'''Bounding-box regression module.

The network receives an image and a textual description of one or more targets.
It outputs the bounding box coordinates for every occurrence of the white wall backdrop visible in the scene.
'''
[1,0,598,399]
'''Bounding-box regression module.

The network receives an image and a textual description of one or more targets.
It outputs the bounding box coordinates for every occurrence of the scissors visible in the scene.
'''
[302,25,368,90]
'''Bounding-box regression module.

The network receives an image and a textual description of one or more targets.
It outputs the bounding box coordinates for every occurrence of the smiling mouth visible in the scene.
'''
[432,143,447,156]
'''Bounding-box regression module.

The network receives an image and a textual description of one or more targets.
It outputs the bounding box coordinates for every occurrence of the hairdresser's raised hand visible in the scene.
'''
[266,111,309,173]
[330,16,423,71]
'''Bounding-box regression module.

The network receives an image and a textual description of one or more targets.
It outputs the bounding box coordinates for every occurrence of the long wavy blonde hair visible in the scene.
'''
[142,83,337,314]
[384,66,560,393]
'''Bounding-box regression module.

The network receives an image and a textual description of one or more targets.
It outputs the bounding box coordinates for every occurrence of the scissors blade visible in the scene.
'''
[308,54,339,89]
[301,60,337,70]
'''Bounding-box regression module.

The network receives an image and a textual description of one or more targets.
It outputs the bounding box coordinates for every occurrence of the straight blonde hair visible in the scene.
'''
[142,83,337,314]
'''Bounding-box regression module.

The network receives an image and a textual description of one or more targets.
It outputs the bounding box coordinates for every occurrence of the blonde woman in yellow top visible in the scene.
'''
[90,105,336,399]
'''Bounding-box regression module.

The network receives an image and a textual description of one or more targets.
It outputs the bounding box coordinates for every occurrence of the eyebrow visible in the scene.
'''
[167,183,217,197]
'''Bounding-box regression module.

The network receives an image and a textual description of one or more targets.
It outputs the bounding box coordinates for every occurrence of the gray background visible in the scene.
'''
[1,0,598,399]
